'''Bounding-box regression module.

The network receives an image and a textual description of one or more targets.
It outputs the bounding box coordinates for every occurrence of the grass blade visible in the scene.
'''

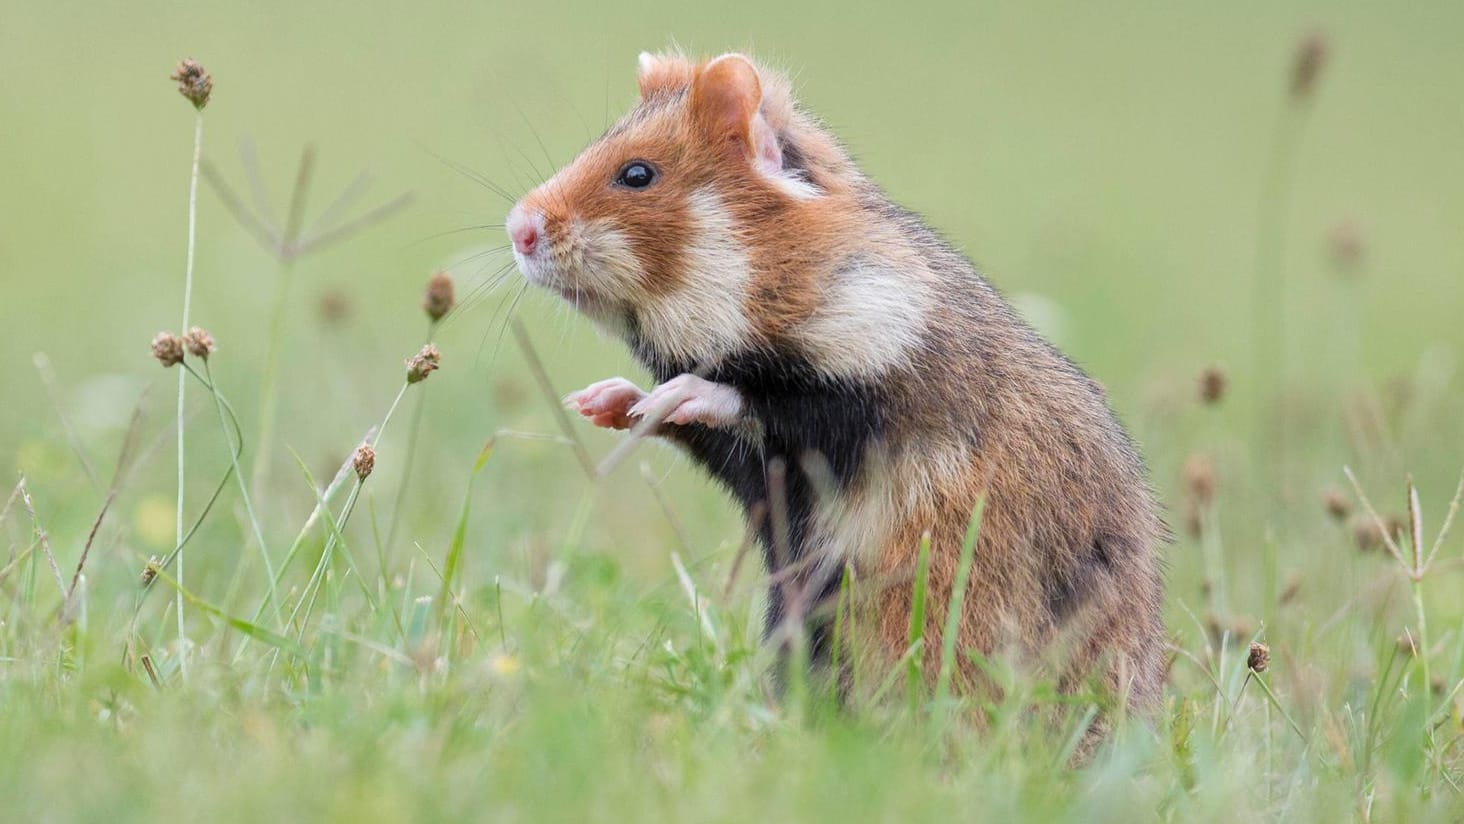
[906,531,932,712]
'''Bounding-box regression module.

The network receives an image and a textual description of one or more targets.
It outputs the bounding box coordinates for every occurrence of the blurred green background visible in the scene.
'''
[3,2,1464,820]
[2,0,1462,622]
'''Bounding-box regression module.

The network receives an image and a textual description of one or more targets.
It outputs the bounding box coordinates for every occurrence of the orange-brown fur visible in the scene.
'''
[513,52,1167,716]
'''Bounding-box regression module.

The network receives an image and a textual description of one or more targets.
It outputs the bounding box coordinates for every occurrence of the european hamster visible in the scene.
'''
[507,52,1166,713]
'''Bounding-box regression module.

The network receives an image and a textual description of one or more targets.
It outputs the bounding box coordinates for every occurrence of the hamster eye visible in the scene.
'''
[614,161,657,189]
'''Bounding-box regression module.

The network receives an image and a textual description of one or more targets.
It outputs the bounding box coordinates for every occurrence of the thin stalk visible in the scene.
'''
[245,382,409,652]
[174,111,204,674]
[1252,672,1308,744]
[237,453,356,655]
[197,361,277,614]
[934,497,986,713]
[1411,578,1433,714]
[290,480,363,635]
[385,321,437,552]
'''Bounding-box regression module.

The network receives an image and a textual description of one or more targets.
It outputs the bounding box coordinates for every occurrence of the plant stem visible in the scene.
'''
[199,362,277,615]
[1410,577,1434,720]
[384,321,437,552]
[175,110,204,675]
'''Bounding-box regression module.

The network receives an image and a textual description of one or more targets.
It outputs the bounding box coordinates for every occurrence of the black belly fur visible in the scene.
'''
[633,342,888,663]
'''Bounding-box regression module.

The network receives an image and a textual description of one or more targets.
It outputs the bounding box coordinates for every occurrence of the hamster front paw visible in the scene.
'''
[628,373,744,429]
[565,377,647,430]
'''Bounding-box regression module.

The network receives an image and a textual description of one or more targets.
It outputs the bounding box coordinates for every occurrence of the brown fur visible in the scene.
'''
[514,52,1167,715]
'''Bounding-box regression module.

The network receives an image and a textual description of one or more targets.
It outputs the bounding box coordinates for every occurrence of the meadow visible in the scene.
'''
[2,1,1464,820]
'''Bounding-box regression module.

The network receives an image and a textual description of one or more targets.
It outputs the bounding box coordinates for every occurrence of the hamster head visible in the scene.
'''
[507,52,826,366]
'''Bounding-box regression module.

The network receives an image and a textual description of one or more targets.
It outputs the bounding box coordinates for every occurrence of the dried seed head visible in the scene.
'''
[1328,219,1365,272]
[1183,504,1204,539]
[1247,642,1271,673]
[141,555,162,585]
[1198,365,1228,405]
[406,344,441,384]
[353,443,376,481]
[150,332,185,367]
[183,327,216,359]
[1351,516,1385,553]
[170,58,213,110]
[1278,571,1303,606]
[1290,31,1328,101]
[1322,486,1351,522]
[1183,453,1218,506]
[423,271,456,322]
[318,289,352,325]
[1386,514,1408,543]
[1396,633,1418,658]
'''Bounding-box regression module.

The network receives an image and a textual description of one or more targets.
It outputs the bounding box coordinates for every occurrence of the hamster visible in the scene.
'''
[506,51,1166,714]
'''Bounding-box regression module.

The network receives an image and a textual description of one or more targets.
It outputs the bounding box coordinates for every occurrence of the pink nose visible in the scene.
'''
[507,207,544,257]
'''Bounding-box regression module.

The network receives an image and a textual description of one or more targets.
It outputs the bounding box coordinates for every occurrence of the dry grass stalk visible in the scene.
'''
[17,477,66,598]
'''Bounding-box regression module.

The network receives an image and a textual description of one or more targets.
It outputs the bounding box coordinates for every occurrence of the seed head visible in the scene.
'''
[406,344,441,384]
[1290,31,1328,101]
[170,58,213,110]
[1247,642,1271,674]
[1278,571,1303,606]
[1328,219,1365,272]
[1322,486,1351,522]
[1182,453,1218,506]
[318,289,353,325]
[1198,365,1228,405]
[183,327,216,359]
[141,555,162,586]
[1183,504,1204,539]
[353,443,376,482]
[423,271,456,322]
[1397,633,1418,658]
[1351,516,1386,553]
[150,332,185,367]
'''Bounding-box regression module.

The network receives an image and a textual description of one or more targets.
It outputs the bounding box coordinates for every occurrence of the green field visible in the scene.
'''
[3,1,1464,820]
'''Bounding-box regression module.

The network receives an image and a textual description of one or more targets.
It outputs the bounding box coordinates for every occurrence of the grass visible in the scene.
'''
[4,1,1464,821]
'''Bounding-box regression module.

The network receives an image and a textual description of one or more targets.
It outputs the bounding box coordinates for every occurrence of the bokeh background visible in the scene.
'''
[6,0,1462,572]
[1,3,1463,815]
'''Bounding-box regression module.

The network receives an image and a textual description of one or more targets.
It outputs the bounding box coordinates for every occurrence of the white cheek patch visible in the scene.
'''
[798,256,932,380]
[569,219,641,290]
[637,188,755,365]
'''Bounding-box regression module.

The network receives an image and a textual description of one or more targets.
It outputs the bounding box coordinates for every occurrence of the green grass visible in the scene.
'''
[3,1,1464,821]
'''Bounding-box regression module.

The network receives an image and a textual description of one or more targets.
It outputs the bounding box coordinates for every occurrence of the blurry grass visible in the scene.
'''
[2,1,1464,821]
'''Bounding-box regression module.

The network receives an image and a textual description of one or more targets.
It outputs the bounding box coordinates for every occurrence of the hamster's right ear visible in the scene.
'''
[637,52,695,100]
[691,54,784,176]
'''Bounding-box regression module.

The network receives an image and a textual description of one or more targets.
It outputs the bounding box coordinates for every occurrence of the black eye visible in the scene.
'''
[615,161,656,189]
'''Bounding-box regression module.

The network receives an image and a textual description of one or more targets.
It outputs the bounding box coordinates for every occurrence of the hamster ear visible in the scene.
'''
[637,52,695,100]
[692,54,784,174]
